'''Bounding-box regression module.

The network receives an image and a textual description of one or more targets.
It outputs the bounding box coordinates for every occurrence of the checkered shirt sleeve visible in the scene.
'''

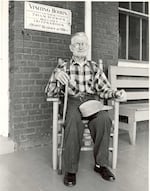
[45,59,117,99]
[45,62,66,97]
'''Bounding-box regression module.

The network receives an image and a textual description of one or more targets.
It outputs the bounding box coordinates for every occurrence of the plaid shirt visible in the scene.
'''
[45,57,117,99]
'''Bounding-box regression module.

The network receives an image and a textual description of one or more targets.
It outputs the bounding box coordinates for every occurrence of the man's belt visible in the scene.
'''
[68,93,99,102]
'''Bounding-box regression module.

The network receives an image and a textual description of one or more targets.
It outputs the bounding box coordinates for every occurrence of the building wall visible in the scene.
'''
[9,1,119,150]
[9,1,85,150]
[92,2,119,74]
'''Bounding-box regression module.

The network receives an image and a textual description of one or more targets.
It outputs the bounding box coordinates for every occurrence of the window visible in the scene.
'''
[129,16,140,60]
[131,2,143,13]
[142,19,149,61]
[119,13,126,59]
[119,2,149,62]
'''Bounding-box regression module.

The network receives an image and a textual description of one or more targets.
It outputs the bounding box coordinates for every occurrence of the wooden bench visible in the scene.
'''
[108,65,149,145]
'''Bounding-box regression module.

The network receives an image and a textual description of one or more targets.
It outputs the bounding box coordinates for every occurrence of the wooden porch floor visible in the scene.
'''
[0,128,148,191]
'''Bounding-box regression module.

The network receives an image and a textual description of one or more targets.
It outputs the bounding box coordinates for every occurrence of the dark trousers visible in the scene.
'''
[63,97,112,173]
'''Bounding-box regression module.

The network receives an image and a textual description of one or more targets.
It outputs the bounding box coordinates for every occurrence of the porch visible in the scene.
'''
[0,127,148,191]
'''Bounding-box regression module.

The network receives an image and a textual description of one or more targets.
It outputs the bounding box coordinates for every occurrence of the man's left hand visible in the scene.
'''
[115,89,127,102]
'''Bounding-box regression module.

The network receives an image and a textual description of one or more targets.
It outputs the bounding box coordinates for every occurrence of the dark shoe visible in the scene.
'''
[94,165,115,181]
[64,172,76,186]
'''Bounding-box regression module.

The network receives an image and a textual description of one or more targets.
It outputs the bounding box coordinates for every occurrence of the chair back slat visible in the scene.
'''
[116,79,149,88]
[108,65,149,101]
[127,92,149,100]
[109,66,149,77]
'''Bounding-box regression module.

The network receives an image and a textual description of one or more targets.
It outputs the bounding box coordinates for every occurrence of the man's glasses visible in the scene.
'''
[71,42,88,49]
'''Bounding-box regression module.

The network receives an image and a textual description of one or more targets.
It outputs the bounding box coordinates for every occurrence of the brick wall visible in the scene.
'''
[9,1,120,150]
[9,1,85,150]
[92,2,119,74]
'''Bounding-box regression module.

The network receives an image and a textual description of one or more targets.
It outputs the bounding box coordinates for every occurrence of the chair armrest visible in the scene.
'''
[46,97,59,102]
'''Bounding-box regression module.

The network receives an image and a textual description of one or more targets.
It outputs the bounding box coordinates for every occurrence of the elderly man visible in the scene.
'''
[45,32,126,186]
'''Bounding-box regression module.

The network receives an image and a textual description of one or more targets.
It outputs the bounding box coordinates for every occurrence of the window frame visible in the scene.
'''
[118,2,149,67]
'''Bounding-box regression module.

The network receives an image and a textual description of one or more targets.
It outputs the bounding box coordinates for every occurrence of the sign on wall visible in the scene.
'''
[24,2,72,35]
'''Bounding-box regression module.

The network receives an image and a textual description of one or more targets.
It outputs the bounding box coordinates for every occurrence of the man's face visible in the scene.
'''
[69,35,89,58]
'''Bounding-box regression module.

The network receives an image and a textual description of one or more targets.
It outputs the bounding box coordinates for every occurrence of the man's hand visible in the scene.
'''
[115,89,127,102]
[55,70,70,85]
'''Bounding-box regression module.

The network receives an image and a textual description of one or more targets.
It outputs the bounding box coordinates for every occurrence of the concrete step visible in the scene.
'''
[0,136,14,155]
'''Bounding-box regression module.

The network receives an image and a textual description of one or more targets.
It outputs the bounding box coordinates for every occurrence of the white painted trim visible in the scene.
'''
[85,1,92,60]
[0,0,9,137]
[118,60,149,68]
[139,18,142,61]
[118,7,149,18]
[126,15,129,59]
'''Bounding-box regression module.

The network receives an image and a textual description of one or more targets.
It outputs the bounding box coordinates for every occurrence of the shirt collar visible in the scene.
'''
[70,56,90,67]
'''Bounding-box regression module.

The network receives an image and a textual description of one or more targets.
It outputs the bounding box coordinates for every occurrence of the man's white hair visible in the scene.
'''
[71,32,88,44]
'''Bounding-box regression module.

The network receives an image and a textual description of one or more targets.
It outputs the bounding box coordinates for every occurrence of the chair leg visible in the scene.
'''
[128,122,136,145]
[57,127,64,174]
[52,101,59,170]
[112,101,119,169]
[58,149,63,175]
[112,127,118,169]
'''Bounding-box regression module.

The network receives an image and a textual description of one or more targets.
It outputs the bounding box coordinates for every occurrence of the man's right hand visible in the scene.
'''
[55,71,70,85]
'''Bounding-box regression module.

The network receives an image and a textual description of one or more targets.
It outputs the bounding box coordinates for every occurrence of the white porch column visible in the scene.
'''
[85,1,92,60]
[0,0,9,137]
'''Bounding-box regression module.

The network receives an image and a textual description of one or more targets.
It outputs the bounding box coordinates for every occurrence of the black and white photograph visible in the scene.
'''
[0,1,149,190]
